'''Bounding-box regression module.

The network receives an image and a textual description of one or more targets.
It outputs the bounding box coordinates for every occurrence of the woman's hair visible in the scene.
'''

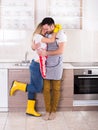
[33,23,42,36]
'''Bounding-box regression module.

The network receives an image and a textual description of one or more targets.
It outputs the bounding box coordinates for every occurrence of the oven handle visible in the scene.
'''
[78,76,98,79]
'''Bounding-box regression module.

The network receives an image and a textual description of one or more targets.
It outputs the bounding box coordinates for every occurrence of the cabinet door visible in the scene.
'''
[61,69,74,98]
[0,69,8,111]
[8,69,30,111]
[8,69,45,111]
[58,69,74,109]
[47,0,82,29]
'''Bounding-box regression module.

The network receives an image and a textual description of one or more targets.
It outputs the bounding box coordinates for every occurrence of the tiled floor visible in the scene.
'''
[0,111,98,130]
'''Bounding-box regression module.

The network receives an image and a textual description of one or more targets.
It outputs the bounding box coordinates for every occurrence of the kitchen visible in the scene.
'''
[0,0,98,129]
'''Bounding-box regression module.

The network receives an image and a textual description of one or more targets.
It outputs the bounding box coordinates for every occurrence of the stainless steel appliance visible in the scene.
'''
[74,69,98,100]
[71,62,98,67]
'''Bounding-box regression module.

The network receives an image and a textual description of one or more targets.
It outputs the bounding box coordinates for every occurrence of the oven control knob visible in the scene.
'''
[88,70,92,74]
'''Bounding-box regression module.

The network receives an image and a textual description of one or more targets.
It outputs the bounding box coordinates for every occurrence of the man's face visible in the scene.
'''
[42,24,55,34]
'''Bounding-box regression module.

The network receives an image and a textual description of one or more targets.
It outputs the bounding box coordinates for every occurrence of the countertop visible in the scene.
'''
[63,62,98,69]
[0,62,98,69]
[63,63,98,69]
[0,62,30,69]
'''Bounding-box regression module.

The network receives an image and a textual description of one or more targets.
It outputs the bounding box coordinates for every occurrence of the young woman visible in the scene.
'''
[33,23,61,78]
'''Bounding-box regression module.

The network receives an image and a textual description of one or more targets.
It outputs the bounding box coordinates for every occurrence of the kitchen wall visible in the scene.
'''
[63,30,97,62]
[83,0,98,30]
[0,0,98,62]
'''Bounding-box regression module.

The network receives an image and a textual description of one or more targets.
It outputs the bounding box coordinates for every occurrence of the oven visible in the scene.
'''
[74,69,98,100]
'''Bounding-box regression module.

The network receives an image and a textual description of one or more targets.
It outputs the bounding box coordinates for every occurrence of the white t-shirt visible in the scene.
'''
[56,30,67,43]
[33,34,47,61]
[33,34,47,49]
[47,30,67,43]
[33,31,67,60]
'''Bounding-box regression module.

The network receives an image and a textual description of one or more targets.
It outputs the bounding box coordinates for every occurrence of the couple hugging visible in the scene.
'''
[10,17,67,120]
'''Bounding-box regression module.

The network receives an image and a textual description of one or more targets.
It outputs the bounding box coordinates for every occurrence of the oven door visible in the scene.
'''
[74,75,98,94]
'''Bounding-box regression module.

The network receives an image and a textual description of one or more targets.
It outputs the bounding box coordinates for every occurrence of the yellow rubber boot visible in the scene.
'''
[10,81,26,96]
[26,100,41,117]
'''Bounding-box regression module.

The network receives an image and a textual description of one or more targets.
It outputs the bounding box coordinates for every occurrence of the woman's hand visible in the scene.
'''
[31,41,40,50]
[53,24,62,33]
[37,49,47,56]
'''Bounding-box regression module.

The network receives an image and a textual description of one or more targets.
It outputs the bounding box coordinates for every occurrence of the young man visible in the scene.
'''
[39,17,67,120]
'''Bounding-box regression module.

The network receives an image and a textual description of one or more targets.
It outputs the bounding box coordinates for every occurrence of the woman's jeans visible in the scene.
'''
[27,60,43,100]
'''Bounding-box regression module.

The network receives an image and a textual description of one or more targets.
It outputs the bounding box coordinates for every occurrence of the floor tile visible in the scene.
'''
[46,112,69,130]
[4,112,26,130]
[63,111,90,130]
[0,112,8,130]
[26,115,48,130]
[0,111,98,130]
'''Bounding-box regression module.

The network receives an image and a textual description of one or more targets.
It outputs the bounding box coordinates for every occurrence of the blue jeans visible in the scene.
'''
[27,60,43,100]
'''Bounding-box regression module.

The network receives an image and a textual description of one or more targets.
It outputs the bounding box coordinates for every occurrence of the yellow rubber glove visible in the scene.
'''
[53,24,62,33]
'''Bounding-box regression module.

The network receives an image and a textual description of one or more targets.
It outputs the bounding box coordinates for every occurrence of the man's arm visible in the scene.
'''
[37,42,66,56]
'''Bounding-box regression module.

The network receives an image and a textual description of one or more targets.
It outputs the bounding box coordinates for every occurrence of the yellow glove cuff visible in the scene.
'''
[53,24,62,33]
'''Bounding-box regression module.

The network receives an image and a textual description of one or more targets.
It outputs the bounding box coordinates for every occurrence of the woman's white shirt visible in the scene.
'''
[33,34,46,61]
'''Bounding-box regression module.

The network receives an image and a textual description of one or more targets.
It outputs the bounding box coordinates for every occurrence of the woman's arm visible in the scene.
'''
[41,33,57,43]
[31,40,40,50]
[31,41,35,50]
[41,24,62,43]
[37,42,66,56]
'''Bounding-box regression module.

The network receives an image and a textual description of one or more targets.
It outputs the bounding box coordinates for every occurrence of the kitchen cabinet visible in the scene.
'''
[48,0,82,29]
[0,0,35,30]
[0,69,8,111]
[8,69,29,111]
[8,69,74,111]
[8,69,45,111]
[59,69,74,110]
[36,69,74,111]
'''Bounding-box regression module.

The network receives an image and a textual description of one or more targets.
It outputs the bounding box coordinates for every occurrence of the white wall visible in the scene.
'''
[63,30,95,62]
[35,0,47,25]
[0,0,98,62]
[83,0,98,30]
[0,30,33,62]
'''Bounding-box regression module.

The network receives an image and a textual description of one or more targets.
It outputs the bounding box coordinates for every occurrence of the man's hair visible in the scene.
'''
[41,17,55,25]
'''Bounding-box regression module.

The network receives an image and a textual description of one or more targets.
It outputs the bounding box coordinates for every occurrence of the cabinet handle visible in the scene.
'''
[9,70,24,72]
[78,76,98,79]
